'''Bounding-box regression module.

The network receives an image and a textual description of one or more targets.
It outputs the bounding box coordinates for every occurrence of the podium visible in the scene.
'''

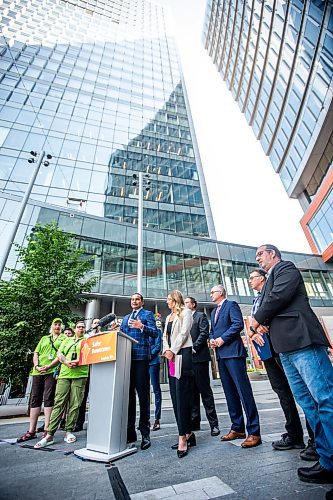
[75,331,138,462]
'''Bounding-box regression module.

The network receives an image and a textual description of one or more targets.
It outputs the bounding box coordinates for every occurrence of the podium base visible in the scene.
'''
[74,446,137,463]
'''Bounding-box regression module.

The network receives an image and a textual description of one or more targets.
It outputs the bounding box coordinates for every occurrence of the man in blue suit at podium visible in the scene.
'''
[210,284,261,448]
[120,293,158,450]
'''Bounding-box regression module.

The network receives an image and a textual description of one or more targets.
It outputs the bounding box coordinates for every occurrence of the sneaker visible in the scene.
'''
[300,439,319,462]
[272,433,305,450]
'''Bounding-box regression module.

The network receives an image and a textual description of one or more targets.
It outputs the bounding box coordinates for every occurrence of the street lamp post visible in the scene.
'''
[133,172,150,294]
[0,150,52,278]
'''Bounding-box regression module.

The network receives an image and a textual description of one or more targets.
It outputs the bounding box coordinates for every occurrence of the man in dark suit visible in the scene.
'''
[120,293,158,450]
[252,244,333,484]
[184,296,220,436]
[248,269,309,450]
[210,285,261,448]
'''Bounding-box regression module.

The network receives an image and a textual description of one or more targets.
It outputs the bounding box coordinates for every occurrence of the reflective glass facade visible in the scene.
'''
[203,0,333,260]
[0,0,214,238]
[1,192,333,310]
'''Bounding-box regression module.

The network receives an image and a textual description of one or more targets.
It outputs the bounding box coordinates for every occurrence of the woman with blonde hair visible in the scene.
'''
[163,289,194,458]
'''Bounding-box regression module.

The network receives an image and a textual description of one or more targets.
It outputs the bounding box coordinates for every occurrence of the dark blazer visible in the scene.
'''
[120,308,158,361]
[209,299,247,359]
[254,260,330,354]
[190,311,211,363]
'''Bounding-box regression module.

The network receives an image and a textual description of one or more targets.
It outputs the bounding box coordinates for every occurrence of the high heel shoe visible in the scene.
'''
[171,432,196,450]
[177,444,188,458]
[187,432,196,447]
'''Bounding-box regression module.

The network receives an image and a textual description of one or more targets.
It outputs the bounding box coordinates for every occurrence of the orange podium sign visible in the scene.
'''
[79,331,117,365]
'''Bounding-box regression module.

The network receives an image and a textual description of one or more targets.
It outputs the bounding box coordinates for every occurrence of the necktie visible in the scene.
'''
[215,304,221,324]
[132,311,137,320]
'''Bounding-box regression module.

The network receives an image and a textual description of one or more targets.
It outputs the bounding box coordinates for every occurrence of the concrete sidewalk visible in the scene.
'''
[0,381,332,500]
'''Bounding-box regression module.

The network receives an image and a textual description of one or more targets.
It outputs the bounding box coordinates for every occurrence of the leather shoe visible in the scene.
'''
[141,437,151,450]
[298,461,333,484]
[211,427,220,437]
[221,430,246,441]
[241,435,262,448]
[127,432,137,444]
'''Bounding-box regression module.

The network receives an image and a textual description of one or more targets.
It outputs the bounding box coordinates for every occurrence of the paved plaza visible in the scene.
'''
[0,380,332,500]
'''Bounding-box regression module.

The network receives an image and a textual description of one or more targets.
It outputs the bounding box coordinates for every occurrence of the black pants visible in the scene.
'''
[169,375,193,436]
[192,362,218,429]
[128,360,150,439]
[264,356,304,442]
[169,347,193,436]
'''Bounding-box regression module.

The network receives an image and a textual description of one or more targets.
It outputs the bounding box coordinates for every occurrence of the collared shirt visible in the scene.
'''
[251,292,261,316]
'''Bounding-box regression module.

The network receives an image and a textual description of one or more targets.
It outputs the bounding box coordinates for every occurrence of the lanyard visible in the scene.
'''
[64,338,81,357]
[49,335,57,353]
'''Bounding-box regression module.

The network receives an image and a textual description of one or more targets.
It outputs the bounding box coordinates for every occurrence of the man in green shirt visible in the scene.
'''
[34,320,89,448]
[17,318,65,443]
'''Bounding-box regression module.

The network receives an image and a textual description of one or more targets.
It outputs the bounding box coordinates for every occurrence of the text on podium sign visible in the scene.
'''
[79,331,117,365]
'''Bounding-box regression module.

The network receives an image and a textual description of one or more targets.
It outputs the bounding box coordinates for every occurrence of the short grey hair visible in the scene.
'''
[215,284,226,296]
[262,244,282,259]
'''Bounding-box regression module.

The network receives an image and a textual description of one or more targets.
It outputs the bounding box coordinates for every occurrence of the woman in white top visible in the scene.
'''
[163,289,194,458]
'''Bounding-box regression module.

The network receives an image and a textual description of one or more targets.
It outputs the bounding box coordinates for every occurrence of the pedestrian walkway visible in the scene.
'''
[0,381,331,500]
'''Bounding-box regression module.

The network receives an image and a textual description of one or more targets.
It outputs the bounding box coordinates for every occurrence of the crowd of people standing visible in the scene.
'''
[17,243,333,489]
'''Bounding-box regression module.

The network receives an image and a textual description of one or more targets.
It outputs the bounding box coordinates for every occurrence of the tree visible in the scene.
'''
[0,222,97,386]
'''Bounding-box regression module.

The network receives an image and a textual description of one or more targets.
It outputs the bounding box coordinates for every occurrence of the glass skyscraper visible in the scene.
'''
[0,0,332,331]
[203,0,333,262]
[0,0,215,238]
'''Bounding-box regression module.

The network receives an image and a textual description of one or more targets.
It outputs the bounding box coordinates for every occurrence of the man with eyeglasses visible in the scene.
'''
[248,269,312,453]
[209,285,261,448]
[251,244,333,484]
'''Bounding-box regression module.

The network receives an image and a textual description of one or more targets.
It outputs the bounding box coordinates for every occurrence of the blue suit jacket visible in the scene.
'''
[149,328,162,366]
[120,308,158,361]
[209,300,247,359]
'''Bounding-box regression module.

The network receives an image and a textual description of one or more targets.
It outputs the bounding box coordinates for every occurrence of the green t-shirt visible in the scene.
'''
[31,333,66,376]
[58,336,88,379]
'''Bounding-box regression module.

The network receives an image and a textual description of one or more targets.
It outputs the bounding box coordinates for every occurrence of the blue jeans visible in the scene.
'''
[149,363,162,420]
[280,346,333,471]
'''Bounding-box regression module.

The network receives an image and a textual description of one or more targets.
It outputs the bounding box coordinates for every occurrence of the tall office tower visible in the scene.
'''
[203,0,333,261]
[0,0,215,239]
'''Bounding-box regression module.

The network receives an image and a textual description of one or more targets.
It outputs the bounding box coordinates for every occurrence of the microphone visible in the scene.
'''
[98,312,116,329]
[86,313,116,333]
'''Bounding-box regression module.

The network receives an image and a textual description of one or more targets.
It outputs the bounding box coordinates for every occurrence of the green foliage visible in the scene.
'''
[0,222,97,385]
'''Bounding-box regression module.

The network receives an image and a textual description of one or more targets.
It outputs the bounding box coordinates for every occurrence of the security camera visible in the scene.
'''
[43,161,49,167]
[28,158,34,163]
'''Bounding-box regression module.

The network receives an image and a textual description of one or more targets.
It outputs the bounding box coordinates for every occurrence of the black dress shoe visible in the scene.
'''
[211,427,220,437]
[74,423,83,432]
[127,432,137,444]
[298,461,333,484]
[141,437,151,450]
